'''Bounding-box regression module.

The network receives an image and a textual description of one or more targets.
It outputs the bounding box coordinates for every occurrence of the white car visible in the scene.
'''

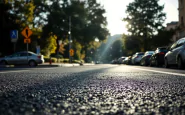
[0,51,44,67]
[131,52,144,65]
[165,37,185,69]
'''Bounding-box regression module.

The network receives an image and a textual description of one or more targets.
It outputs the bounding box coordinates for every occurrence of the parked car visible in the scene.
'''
[0,51,44,67]
[124,56,132,65]
[149,47,168,67]
[164,37,185,69]
[122,57,128,64]
[131,52,144,65]
[111,59,118,64]
[140,51,154,66]
[117,57,126,64]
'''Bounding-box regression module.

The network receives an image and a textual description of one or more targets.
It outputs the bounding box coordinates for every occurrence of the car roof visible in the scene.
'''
[16,51,36,55]
[157,47,167,50]
[136,52,144,54]
[145,51,154,53]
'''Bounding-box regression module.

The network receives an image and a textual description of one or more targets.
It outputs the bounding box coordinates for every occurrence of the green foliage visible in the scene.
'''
[44,57,57,63]
[73,41,82,60]
[41,0,109,59]
[41,35,57,56]
[123,0,166,51]
[123,35,142,55]
[0,0,109,59]
[151,29,175,49]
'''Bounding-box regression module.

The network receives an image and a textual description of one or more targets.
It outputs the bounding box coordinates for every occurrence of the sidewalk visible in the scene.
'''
[0,63,95,68]
[39,63,95,67]
[39,63,81,67]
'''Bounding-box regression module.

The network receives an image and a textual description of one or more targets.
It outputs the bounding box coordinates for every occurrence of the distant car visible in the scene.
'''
[140,51,154,66]
[165,37,185,69]
[131,52,144,65]
[122,57,128,64]
[149,47,168,67]
[0,51,44,67]
[124,56,132,65]
[111,59,118,64]
[117,57,126,64]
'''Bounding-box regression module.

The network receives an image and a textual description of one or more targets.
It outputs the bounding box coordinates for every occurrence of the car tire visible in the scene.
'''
[140,60,143,66]
[155,60,159,67]
[29,60,37,67]
[177,57,184,69]
[164,58,170,68]
[149,61,153,67]
[0,60,7,65]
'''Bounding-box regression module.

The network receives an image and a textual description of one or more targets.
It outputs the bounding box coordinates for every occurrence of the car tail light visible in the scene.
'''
[38,56,41,58]
[147,55,151,58]
[159,52,165,55]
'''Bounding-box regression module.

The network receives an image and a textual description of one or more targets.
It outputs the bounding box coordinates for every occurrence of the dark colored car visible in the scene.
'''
[131,52,145,65]
[149,47,168,67]
[164,38,185,69]
[140,51,154,66]
[124,56,132,65]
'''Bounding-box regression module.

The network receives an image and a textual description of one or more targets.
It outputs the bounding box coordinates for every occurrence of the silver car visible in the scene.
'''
[131,52,144,65]
[165,37,185,69]
[0,51,44,67]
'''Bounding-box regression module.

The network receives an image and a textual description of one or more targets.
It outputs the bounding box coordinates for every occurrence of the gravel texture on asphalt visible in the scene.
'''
[0,67,185,115]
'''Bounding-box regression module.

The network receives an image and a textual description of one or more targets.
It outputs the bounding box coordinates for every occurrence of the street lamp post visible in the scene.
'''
[68,16,71,63]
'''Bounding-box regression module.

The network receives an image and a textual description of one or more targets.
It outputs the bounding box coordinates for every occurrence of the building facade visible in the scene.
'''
[166,21,178,42]
[178,0,185,38]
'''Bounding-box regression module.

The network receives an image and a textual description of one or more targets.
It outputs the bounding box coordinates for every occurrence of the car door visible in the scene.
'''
[6,53,20,65]
[132,54,136,64]
[168,39,184,64]
[171,39,185,64]
[19,52,29,64]
[167,42,177,64]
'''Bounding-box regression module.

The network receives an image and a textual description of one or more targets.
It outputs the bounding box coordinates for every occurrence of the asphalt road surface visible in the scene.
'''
[0,64,185,115]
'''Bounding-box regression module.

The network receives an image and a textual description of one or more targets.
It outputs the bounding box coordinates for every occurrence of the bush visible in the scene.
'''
[44,57,57,63]
[50,53,63,59]
[63,59,69,63]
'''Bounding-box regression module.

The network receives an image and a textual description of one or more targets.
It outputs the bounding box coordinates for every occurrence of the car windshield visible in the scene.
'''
[138,53,144,55]
[0,0,184,114]
[159,48,167,52]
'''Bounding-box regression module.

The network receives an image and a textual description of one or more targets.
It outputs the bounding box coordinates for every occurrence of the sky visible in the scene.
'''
[97,0,178,36]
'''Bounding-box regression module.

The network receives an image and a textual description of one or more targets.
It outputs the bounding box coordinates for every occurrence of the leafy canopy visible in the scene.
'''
[123,0,166,51]
[124,0,166,36]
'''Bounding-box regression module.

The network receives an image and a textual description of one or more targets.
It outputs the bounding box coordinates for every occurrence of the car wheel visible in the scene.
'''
[164,58,170,68]
[140,60,143,66]
[155,60,159,67]
[0,60,7,65]
[29,60,37,67]
[149,61,152,67]
[144,60,148,66]
[177,57,184,69]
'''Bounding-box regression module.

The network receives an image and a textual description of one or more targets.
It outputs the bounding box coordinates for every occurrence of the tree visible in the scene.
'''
[41,34,57,56]
[0,1,19,55]
[151,29,175,49]
[123,0,166,51]
[123,35,141,55]
[41,0,109,60]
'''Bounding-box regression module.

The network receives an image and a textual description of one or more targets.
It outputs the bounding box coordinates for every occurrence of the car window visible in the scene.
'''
[159,48,167,52]
[170,42,177,50]
[20,53,28,56]
[28,53,32,56]
[138,53,144,55]
[177,39,185,48]
[20,53,32,56]
[11,53,20,57]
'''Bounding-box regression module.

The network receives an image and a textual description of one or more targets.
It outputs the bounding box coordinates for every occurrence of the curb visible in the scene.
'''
[0,63,95,68]
[0,65,15,68]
